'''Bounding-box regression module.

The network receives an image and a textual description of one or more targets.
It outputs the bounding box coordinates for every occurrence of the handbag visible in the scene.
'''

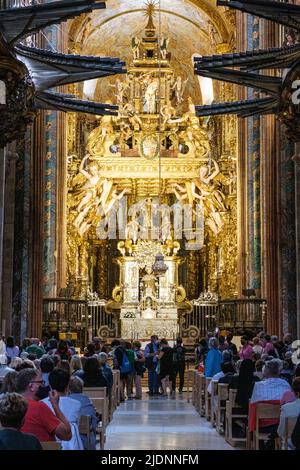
[155,361,160,374]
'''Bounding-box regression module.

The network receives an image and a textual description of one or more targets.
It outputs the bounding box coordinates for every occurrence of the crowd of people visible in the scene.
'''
[0,333,186,450]
[0,330,299,450]
[194,331,300,449]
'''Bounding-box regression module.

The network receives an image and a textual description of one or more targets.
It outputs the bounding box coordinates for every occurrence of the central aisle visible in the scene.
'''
[105,396,233,450]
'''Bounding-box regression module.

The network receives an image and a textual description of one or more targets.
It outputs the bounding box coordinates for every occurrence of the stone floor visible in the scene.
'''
[105,394,234,450]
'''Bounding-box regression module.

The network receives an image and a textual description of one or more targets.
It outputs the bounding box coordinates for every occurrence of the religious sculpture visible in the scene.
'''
[160,37,169,60]
[207,20,221,48]
[88,113,115,155]
[143,75,159,113]
[123,103,143,129]
[110,78,129,109]
[141,266,157,297]
[161,103,177,126]
[66,0,237,318]
[172,76,188,106]
[132,37,141,60]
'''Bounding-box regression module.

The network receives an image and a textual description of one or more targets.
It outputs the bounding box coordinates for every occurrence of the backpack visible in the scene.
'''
[120,351,131,375]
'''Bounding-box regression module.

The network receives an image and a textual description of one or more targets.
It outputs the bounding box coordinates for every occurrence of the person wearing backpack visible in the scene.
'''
[171,337,186,394]
[144,335,160,396]
[114,340,133,401]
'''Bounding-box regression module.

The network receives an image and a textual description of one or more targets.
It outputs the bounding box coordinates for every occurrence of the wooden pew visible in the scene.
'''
[253,403,281,450]
[90,396,109,450]
[204,377,212,421]
[216,383,229,434]
[40,441,61,450]
[210,380,219,428]
[225,389,248,447]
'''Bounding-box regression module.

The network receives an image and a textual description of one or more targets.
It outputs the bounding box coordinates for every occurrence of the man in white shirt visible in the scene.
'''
[250,359,291,403]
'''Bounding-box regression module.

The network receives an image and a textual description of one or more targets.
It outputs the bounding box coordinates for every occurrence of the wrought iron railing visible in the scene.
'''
[43,296,266,346]
[181,297,266,341]
[42,298,118,346]
[217,298,266,332]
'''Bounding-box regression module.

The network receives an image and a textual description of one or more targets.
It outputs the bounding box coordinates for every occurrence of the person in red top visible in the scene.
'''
[15,368,72,442]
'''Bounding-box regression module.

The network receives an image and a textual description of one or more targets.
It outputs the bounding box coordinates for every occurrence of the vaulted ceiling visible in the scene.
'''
[68,0,235,105]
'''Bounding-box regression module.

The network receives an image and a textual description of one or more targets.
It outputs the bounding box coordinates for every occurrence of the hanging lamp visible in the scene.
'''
[152,0,168,278]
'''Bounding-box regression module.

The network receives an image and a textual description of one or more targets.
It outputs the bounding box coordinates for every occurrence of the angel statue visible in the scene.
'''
[160,37,169,60]
[110,78,129,108]
[198,158,228,212]
[71,155,103,236]
[132,36,141,60]
[123,103,143,129]
[161,103,177,126]
[172,76,188,106]
[72,155,101,213]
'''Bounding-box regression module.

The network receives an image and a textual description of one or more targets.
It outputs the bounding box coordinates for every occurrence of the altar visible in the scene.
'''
[116,239,181,340]
[121,317,178,341]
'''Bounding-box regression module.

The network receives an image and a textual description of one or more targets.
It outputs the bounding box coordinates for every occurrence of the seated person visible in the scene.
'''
[76,357,108,389]
[230,359,261,411]
[16,368,72,443]
[42,369,83,450]
[277,377,300,440]
[98,352,113,394]
[250,359,291,445]
[0,392,42,450]
[291,413,300,450]
[250,359,291,404]
[218,362,236,384]
[68,376,97,450]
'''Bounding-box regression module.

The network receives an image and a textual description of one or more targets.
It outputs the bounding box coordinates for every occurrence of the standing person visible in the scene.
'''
[204,337,223,378]
[0,393,42,450]
[195,338,208,367]
[133,341,145,400]
[239,336,254,360]
[144,335,160,396]
[114,340,133,401]
[93,337,108,354]
[157,339,173,397]
[171,337,186,394]
[225,333,238,358]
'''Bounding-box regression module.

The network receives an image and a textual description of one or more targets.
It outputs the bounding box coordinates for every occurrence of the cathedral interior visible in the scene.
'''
[1,0,300,346]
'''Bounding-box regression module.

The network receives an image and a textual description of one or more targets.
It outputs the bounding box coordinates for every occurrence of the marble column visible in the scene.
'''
[1,144,17,336]
[11,134,31,340]
[247,16,261,292]
[27,114,45,338]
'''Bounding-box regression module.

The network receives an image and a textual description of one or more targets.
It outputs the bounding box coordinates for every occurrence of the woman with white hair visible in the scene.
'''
[204,337,223,378]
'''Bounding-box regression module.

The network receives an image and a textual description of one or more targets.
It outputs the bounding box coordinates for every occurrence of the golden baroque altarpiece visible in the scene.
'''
[66,6,238,339]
